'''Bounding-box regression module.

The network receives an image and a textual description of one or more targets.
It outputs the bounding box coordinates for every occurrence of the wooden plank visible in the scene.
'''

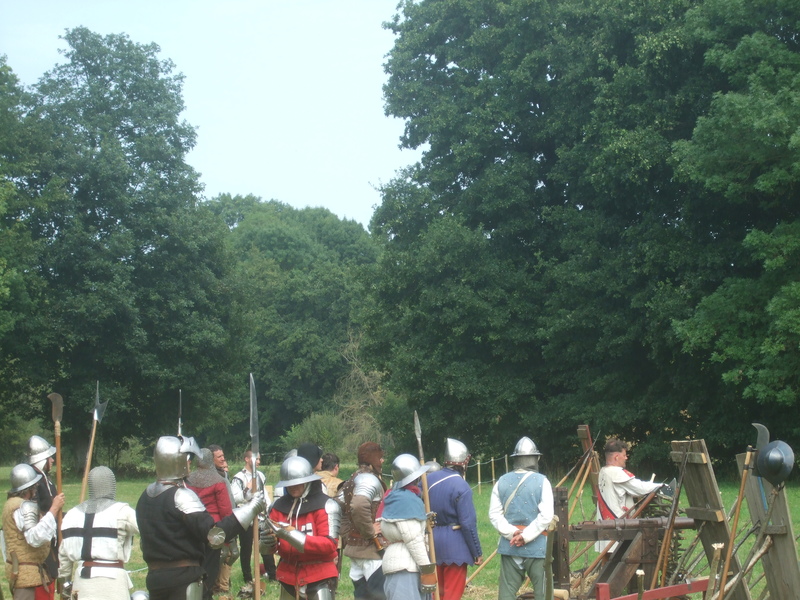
[669,450,708,464]
[683,506,725,523]
[595,578,709,600]
[737,452,800,599]
[578,424,601,508]
[671,440,751,600]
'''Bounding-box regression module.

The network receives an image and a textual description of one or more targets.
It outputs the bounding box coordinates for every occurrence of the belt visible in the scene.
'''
[513,524,548,536]
[148,559,201,570]
[83,560,124,568]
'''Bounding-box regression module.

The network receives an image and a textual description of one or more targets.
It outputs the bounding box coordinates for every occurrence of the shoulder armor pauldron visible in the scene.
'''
[353,473,383,502]
[174,487,206,514]
[19,500,40,531]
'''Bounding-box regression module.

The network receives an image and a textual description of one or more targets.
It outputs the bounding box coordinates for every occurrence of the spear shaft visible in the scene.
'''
[414,411,439,600]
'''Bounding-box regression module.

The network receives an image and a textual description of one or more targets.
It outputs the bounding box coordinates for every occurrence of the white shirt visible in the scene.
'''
[488,470,554,544]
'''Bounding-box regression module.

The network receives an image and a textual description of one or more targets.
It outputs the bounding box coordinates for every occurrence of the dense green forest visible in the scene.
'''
[1,0,798,474]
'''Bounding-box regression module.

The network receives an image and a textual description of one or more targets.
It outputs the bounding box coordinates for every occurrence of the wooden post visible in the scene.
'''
[477,458,482,495]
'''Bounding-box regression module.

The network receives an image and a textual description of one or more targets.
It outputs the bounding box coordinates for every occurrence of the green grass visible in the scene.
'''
[1,465,798,599]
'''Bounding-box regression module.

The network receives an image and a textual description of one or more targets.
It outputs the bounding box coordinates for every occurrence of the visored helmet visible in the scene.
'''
[443,438,469,465]
[276,456,321,488]
[28,435,56,471]
[391,453,430,489]
[154,436,202,481]
[9,463,42,494]
[511,436,542,457]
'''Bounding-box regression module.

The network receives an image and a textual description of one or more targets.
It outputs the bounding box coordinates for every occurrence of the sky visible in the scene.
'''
[0,0,421,228]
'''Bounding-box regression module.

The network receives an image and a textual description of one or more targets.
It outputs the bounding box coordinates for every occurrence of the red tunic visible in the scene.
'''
[268,499,338,587]
[186,481,233,521]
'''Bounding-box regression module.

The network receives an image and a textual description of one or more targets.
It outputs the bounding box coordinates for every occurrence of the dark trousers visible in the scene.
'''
[239,523,276,582]
[353,567,386,600]
[202,546,221,600]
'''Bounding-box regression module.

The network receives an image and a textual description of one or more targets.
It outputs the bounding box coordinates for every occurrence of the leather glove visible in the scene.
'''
[259,529,277,554]
[419,564,437,594]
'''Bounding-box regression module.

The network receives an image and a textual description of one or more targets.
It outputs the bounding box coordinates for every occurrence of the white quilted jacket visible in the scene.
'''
[379,518,430,574]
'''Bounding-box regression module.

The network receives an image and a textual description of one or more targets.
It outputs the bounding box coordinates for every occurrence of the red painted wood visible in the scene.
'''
[595,577,709,600]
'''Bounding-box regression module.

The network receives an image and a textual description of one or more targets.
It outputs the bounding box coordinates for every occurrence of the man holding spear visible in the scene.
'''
[136,435,266,600]
[27,434,61,591]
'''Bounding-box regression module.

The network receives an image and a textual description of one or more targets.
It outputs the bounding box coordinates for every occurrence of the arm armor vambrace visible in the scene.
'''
[326,498,341,539]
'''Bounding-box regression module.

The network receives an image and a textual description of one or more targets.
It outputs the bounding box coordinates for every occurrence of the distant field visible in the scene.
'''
[0,463,797,599]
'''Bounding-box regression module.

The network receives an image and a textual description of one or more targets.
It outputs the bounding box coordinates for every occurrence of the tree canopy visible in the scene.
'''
[366,0,800,466]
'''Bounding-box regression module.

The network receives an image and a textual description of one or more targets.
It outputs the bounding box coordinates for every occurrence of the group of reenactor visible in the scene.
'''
[3,431,665,600]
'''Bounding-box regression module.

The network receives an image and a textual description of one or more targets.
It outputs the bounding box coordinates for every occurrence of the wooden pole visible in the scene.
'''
[251,457,260,599]
[79,419,98,503]
[466,549,497,585]
[718,447,754,599]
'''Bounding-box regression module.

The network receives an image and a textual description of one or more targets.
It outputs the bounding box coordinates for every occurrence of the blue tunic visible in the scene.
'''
[496,471,547,558]
[427,468,482,566]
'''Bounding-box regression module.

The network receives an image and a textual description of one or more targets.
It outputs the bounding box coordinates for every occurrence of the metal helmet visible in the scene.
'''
[511,436,542,457]
[391,453,431,489]
[154,435,202,481]
[28,435,56,470]
[276,456,322,488]
[443,438,470,465]
[9,463,42,494]
[426,459,442,473]
[756,440,795,487]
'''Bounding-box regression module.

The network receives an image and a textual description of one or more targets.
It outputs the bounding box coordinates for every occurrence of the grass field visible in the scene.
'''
[0,464,797,599]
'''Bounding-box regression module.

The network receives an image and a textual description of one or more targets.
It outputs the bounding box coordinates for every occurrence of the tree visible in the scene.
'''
[2,28,249,448]
[208,195,378,448]
[368,0,800,465]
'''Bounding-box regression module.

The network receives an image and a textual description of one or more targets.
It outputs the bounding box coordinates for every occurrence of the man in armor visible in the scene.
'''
[186,449,233,600]
[2,462,65,599]
[231,449,276,597]
[378,454,436,600]
[427,439,482,600]
[488,436,554,600]
[58,466,138,599]
[339,442,387,600]
[136,435,265,600]
[28,434,60,588]
[261,455,340,600]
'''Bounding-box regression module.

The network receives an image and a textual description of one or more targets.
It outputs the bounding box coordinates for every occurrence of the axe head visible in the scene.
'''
[48,393,63,423]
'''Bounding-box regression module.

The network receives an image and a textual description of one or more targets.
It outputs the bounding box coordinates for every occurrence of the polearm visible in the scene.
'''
[177,389,183,436]
[249,373,261,600]
[413,411,440,600]
[47,393,64,542]
[80,381,108,503]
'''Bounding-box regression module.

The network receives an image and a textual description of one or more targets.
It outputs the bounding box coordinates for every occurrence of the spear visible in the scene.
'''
[80,381,108,503]
[249,373,261,600]
[47,392,64,541]
[414,410,440,600]
[177,389,183,436]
